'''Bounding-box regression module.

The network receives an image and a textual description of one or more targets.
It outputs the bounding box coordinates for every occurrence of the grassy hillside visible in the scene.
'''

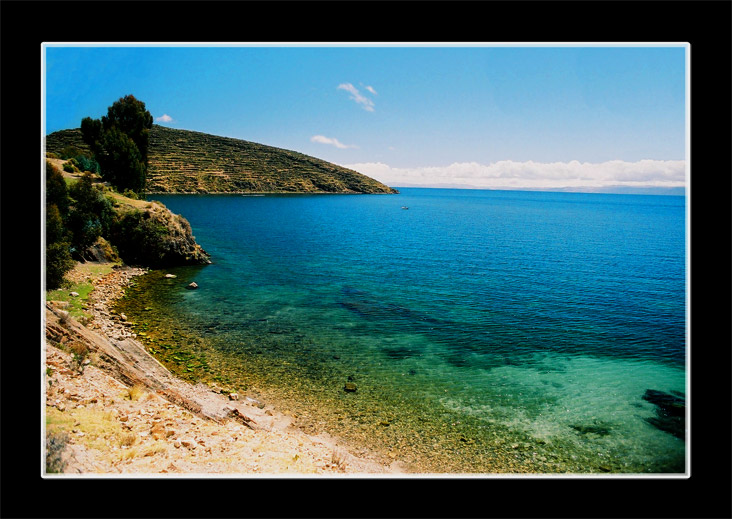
[45,125,398,195]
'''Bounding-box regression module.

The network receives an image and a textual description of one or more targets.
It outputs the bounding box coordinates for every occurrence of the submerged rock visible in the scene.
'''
[570,423,611,437]
[344,382,357,393]
[643,389,685,417]
[642,389,685,440]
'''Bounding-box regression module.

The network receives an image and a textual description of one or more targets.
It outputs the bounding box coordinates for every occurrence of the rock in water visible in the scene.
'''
[344,382,357,393]
[643,389,685,417]
[187,282,198,290]
[642,389,685,440]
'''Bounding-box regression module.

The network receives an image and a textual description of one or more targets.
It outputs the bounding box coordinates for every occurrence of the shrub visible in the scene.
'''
[66,209,103,255]
[46,161,70,216]
[46,161,76,288]
[46,204,69,245]
[46,430,70,473]
[69,341,90,372]
[124,384,146,401]
[59,145,84,160]
[90,236,120,262]
[67,173,115,257]
[62,162,77,173]
[74,154,100,174]
[118,432,137,448]
[331,448,348,471]
[109,209,169,266]
[45,241,75,290]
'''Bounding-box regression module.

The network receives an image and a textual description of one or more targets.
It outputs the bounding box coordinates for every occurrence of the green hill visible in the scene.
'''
[45,125,398,195]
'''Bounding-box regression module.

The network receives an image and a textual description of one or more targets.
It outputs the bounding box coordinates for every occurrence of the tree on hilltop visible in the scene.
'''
[81,95,153,193]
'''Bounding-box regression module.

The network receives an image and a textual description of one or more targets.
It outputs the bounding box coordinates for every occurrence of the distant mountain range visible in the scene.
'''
[45,125,398,195]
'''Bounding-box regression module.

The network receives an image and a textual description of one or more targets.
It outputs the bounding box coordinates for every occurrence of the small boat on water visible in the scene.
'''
[401,206,409,210]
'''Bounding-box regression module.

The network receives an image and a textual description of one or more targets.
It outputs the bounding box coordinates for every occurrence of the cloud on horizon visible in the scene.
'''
[338,83,375,112]
[155,114,175,123]
[311,135,358,149]
[342,159,687,191]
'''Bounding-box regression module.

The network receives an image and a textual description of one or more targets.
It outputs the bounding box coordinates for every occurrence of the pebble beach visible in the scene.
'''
[44,262,404,476]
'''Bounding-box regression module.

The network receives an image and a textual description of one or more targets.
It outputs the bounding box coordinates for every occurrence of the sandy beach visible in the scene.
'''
[44,262,405,476]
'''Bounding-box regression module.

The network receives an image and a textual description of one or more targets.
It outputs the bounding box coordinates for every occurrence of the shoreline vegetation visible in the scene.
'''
[44,261,404,475]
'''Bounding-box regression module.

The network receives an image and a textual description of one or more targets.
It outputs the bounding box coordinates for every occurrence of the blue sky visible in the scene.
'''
[43,43,688,191]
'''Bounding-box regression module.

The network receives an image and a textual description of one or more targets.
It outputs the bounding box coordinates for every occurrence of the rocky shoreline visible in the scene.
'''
[84,265,149,341]
[44,262,403,475]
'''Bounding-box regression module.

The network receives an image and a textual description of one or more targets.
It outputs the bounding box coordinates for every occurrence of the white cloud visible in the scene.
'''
[310,135,358,149]
[342,159,687,191]
[364,85,378,96]
[155,114,174,123]
[338,83,375,112]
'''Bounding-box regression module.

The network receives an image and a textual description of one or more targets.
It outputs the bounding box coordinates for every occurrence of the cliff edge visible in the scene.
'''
[48,158,211,268]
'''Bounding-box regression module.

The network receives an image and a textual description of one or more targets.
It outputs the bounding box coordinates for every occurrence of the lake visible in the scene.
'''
[117,188,687,474]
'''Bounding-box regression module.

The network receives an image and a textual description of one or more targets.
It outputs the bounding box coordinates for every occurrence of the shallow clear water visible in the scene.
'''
[121,188,687,473]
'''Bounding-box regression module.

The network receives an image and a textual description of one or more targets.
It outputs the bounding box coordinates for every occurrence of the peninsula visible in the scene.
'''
[45,125,398,195]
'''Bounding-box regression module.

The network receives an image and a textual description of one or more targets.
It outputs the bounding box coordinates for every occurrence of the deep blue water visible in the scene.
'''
[142,188,687,473]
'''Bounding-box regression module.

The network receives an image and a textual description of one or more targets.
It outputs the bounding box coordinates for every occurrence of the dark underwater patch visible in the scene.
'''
[642,389,685,440]
[570,422,612,437]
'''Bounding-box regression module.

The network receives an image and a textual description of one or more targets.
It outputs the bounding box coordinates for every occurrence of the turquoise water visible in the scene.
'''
[136,188,687,473]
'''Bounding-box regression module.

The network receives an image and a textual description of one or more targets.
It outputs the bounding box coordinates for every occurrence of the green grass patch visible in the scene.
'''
[45,262,118,320]
[46,283,95,321]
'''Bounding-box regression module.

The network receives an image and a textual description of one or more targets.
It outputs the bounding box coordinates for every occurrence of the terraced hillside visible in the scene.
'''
[45,125,398,194]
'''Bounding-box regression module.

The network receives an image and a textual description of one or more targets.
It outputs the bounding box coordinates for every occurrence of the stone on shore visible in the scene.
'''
[43,261,398,475]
